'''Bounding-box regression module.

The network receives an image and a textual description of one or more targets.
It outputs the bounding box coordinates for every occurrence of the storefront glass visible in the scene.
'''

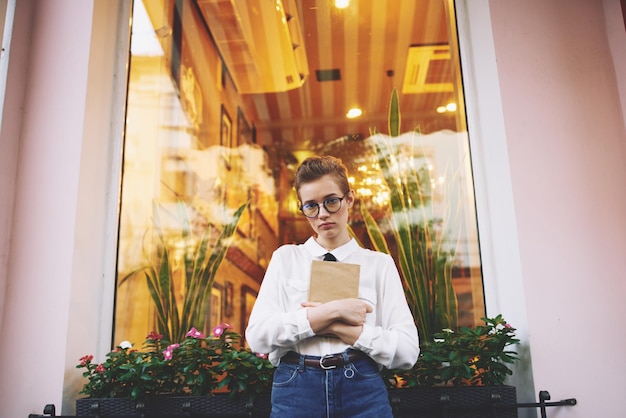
[114,0,484,346]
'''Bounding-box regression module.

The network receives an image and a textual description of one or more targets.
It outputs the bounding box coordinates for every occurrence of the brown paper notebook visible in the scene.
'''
[308,260,360,303]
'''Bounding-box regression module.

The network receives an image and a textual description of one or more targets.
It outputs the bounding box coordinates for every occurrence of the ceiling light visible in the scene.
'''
[346,108,362,119]
[335,0,350,9]
[436,102,457,113]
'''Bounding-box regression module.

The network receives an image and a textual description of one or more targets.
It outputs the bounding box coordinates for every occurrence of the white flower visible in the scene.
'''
[119,340,132,349]
[434,338,445,343]
[442,328,454,333]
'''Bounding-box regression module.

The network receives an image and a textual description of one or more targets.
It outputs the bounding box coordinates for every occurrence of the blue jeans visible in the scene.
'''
[271,350,393,418]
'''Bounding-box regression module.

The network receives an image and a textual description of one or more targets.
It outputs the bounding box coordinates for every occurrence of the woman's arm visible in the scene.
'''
[315,321,363,345]
[246,250,316,354]
[302,298,372,333]
[351,256,420,369]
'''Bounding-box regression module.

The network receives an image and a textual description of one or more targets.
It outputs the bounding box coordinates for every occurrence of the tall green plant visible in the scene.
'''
[120,202,247,343]
[362,89,458,344]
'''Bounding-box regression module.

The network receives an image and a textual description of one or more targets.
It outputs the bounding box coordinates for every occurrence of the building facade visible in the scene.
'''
[1,0,625,416]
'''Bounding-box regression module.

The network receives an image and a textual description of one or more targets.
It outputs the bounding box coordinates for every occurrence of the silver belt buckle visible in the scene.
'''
[319,354,337,369]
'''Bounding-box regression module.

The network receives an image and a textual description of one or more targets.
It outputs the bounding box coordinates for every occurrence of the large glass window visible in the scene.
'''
[114,0,484,346]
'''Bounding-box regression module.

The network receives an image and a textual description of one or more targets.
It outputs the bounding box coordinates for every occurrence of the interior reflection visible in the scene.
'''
[113,0,484,347]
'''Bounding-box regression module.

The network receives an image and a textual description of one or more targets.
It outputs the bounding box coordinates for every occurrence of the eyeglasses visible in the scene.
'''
[299,192,349,218]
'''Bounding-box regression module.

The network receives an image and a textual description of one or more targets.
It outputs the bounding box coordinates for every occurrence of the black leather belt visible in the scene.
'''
[281,350,370,369]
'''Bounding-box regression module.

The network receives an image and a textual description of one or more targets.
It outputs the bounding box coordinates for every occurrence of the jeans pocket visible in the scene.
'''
[349,360,380,379]
[272,363,300,387]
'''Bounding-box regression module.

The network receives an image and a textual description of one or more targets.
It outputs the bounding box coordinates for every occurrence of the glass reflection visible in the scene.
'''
[114,0,484,346]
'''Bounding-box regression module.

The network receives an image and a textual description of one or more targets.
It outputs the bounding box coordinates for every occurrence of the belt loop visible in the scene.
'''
[341,349,351,365]
[299,353,306,371]
[341,349,356,378]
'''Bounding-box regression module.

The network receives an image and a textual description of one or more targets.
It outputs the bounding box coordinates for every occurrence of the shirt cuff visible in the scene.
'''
[353,323,374,353]
[296,307,316,340]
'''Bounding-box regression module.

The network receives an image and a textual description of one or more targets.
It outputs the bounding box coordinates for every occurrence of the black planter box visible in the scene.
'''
[388,385,518,418]
[75,398,143,416]
[76,386,516,418]
[149,393,270,417]
[76,392,271,417]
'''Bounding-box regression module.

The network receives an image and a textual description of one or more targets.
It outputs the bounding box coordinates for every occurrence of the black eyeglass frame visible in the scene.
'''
[299,191,350,218]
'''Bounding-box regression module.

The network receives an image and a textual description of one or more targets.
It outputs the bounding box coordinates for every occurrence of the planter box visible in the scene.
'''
[76,392,271,417]
[77,386,516,417]
[388,385,518,418]
[75,398,145,416]
[149,393,270,416]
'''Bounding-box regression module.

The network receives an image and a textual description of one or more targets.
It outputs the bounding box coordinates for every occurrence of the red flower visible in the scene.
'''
[146,331,163,340]
[95,364,105,374]
[79,355,93,366]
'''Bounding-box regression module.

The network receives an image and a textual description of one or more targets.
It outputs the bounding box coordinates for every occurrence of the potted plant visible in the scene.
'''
[75,200,277,416]
[76,323,274,416]
[383,315,520,417]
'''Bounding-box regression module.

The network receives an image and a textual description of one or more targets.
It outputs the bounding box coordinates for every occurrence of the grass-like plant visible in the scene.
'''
[361,89,459,344]
[119,202,247,344]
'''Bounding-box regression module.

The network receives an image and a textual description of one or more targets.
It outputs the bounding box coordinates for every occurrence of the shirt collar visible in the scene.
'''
[304,237,359,262]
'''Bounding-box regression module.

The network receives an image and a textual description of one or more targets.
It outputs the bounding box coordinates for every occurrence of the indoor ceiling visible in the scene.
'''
[197,0,462,161]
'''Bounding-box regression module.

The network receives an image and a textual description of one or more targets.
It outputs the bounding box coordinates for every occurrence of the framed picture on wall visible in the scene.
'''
[220,105,232,169]
[206,283,223,332]
[224,281,234,317]
[237,107,254,145]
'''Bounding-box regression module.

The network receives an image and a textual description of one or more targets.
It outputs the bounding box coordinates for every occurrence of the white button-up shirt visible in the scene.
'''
[245,237,420,370]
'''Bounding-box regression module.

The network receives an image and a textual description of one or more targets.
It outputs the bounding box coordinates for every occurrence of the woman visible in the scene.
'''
[246,155,419,417]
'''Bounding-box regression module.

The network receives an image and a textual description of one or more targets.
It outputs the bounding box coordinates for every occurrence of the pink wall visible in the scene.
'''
[490,0,626,416]
[0,0,92,414]
[0,1,128,416]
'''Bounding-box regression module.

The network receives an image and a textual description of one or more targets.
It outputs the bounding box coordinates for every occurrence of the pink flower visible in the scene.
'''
[95,364,105,374]
[163,343,180,360]
[212,323,233,337]
[185,327,204,339]
[146,331,163,340]
[256,353,268,359]
[79,355,93,366]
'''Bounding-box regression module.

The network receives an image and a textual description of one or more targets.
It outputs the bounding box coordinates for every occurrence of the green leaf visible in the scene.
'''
[388,88,400,137]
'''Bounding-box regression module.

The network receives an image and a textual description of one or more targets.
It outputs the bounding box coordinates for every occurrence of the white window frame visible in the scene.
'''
[0,0,15,125]
[455,0,535,404]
